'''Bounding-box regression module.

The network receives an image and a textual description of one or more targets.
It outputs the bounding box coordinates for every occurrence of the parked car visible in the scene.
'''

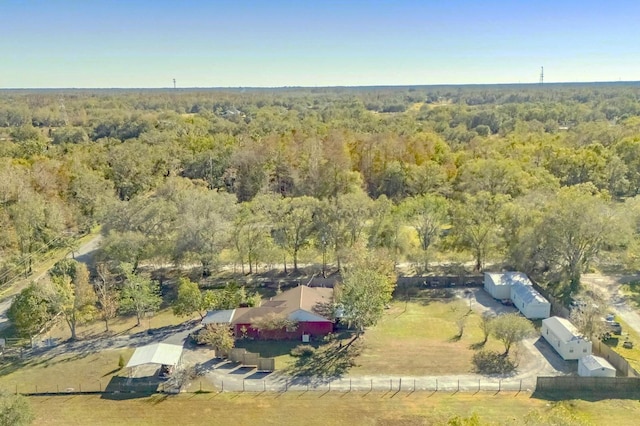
[605,320,622,335]
[605,313,615,322]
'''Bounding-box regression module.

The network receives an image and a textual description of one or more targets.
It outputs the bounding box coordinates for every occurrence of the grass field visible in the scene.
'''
[352,298,504,375]
[0,348,133,394]
[26,391,640,426]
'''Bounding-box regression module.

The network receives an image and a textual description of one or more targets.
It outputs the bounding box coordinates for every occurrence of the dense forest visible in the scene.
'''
[2,83,640,301]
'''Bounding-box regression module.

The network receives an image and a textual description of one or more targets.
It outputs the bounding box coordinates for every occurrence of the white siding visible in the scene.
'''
[578,355,616,377]
[541,317,592,360]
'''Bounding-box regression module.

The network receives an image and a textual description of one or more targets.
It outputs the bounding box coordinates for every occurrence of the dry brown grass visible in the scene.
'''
[27,392,640,426]
[351,300,504,375]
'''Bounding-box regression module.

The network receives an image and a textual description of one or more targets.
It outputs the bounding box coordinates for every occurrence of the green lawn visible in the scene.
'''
[27,392,640,426]
[351,299,504,375]
[0,348,133,394]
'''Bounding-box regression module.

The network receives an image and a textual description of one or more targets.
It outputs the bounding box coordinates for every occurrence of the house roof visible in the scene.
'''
[580,355,615,372]
[126,343,183,368]
[202,285,333,326]
[202,309,236,325]
[542,316,585,343]
[486,272,532,287]
[511,281,549,305]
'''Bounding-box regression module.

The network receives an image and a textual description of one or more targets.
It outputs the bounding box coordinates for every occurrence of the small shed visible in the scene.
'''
[578,355,616,377]
[484,272,531,300]
[541,316,592,360]
[510,282,550,319]
[126,343,183,376]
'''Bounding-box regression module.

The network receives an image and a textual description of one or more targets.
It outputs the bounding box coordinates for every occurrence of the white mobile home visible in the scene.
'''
[578,355,616,377]
[541,316,592,360]
[510,282,551,319]
[484,272,531,299]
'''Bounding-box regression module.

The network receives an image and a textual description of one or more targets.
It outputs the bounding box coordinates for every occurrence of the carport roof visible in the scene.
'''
[126,343,183,368]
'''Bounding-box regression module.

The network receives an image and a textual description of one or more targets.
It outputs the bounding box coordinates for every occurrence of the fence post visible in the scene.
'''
[435,379,438,391]
[264,380,266,392]
[389,379,392,391]
[413,379,416,392]
[15,384,17,395]
[478,379,480,392]
[498,380,501,392]
[285,379,288,392]
[457,379,460,391]
[57,384,60,393]
[399,378,402,391]
[221,380,224,392]
[370,379,373,391]
[99,381,101,393]
[199,381,202,392]
[242,379,245,392]
[79,384,81,393]
[35,385,37,394]
[349,378,352,391]
[519,379,522,392]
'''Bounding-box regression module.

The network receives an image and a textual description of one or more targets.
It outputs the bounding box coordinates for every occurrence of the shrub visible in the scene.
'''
[290,344,316,358]
[472,350,517,375]
[118,354,125,369]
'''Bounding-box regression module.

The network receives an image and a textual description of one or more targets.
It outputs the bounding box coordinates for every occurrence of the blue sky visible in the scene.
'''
[1,0,639,88]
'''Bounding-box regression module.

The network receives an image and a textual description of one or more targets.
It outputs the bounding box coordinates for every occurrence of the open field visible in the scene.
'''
[27,391,640,426]
[352,298,504,375]
[0,348,133,394]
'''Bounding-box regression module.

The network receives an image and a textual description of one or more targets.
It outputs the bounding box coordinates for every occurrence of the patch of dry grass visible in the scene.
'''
[0,348,134,394]
[352,300,504,375]
[26,392,640,426]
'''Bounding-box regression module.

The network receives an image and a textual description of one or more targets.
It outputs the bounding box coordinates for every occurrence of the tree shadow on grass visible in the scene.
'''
[283,340,362,384]
[469,341,487,350]
[100,376,160,400]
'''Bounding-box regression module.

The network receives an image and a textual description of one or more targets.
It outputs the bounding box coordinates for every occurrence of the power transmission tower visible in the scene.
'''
[539,66,544,85]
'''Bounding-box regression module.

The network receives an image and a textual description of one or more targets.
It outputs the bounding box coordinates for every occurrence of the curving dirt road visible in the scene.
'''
[581,273,640,336]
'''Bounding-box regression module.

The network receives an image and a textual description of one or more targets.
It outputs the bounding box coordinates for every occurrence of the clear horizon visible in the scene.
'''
[2,0,640,89]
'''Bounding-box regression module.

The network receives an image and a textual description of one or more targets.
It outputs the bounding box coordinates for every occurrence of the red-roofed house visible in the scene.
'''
[202,285,334,340]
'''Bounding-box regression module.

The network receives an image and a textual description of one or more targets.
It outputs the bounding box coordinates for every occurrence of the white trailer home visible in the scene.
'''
[541,316,592,360]
[510,282,551,319]
[484,272,530,300]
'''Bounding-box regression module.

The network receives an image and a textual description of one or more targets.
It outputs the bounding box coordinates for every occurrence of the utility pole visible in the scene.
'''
[539,66,544,85]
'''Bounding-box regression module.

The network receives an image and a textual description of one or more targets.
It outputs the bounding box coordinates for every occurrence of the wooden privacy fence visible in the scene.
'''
[536,376,640,393]
[593,340,640,377]
[228,348,275,372]
[396,275,484,288]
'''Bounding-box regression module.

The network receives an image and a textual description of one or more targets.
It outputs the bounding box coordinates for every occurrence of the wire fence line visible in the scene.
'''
[5,376,532,396]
